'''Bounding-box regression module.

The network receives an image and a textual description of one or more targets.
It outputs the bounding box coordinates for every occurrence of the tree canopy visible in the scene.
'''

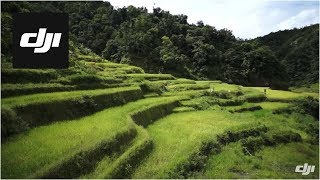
[1,1,318,89]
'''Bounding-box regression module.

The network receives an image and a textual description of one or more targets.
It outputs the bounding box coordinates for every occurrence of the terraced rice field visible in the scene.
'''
[1,60,319,179]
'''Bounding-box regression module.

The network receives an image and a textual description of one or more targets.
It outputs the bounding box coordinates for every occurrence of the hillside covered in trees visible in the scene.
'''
[1,1,319,179]
[1,1,319,89]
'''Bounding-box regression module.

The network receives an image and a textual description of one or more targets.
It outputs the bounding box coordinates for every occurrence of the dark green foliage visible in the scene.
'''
[272,107,293,114]
[1,107,29,140]
[1,1,318,88]
[293,96,319,120]
[241,131,302,155]
[131,100,179,127]
[241,136,265,155]
[214,90,233,99]
[305,123,319,145]
[230,105,262,113]
[244,94,266,102]
[170,141,222,179]
[271,131,302,143]
[253,24,319,86]
[223,43,289,89]
[108,139,153,178]
[273,96,319,120]
[139,81,166,95]
[171,126,268,178]
[218,98,245,106]
[216,126,268,145]
[180,96,218,110]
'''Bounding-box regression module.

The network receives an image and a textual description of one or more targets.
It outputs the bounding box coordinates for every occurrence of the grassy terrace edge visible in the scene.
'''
[1,96,185,178]
[1,86,143,139]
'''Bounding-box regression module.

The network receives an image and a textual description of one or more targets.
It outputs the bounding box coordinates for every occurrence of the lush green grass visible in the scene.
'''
[1,96,180,178]
[133,107,317,178]
[255,102,292,110]
[162,89,207,97]
[133,110,261,178]
[211,83,242,92]
[150,78,196,85]
[1,69,59,83]
[200,142,318,179]
[103,66,144,74]
[1,83,76,97]
[196,80,222,84]
[290,83,319,93]
[82,125,152,178]
[225,103,262,113]
[180,96,217,110]
[2,86,139,108]
[167,83,210,91]
[84,61,132,68]
[249,87,318,101]
[125,73,175,81]
[225,102,292,112]
[1,59,318,179]
[173,106,196,113]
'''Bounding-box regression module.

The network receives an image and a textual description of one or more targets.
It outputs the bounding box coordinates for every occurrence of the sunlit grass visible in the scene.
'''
[1,96,178,178]
[248,87,318,101]
[133,110,260,178]
[2,86,140,108]
[200,142,319,179]
[255,102,292,110]
[211,83,241,92]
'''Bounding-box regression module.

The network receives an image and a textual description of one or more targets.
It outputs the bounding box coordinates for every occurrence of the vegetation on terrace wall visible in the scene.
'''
[1,1,319,89]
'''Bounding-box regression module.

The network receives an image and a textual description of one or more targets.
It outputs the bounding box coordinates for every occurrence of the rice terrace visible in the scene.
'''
[1,1,319,179]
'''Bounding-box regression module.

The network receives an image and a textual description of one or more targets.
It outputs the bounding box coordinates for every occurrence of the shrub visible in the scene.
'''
[272,107,293,114]
[180,96,218,110]
[214,90,233,99]
[217,126,268,145]
[1,107,29,139]
[271,131,302,143]
[305,123,319,145]
[170,141,221,178]
[230,105,262,113]
[171,126,268,178]
[241,130,302,155]
[139,81,166,95]
[241,136,264,155]
[293,96,319,120]
[244,93,266,102]
[218,98,245,106]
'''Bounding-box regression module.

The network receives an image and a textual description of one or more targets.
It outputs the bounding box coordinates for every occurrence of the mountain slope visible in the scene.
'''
[253,24,319,86]
[1,1,318,88]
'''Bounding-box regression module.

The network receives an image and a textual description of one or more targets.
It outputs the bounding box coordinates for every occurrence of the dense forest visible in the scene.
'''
[1,1,319,89]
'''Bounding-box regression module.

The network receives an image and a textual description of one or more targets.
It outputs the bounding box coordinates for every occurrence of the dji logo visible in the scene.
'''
[20,28,62,53]
[13,13,68,68]
[295,163,315,175]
